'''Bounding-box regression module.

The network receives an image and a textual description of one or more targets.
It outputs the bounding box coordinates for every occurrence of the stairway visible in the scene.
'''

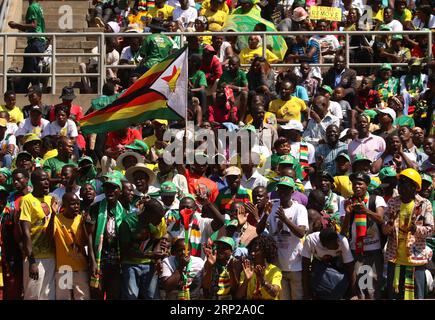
[10,0,104,93]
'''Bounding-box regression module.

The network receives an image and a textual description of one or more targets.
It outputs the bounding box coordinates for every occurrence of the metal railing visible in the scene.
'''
[0,30,432,95]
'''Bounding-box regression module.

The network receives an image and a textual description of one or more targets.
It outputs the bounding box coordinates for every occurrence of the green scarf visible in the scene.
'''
[90,199,125,289]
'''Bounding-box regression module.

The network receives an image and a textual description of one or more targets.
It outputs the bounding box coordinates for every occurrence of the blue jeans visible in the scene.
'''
[386,262,426,299]
[121,264,159,300]
[2,154,12,168]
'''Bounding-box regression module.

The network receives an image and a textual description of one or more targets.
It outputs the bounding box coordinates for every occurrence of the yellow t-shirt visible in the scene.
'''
[146,5,174,20]
[19,193,55,259]
[239,47,279,65]
[268,97,307,122]
[333,175,353,198]
[0,105,24,124]
[128,11,148,27]
[201,0,229,14]
[54,213,88,271]
[239,263,282,300]
[396,200,415,265]
[199,8,228,27]
[245,112,277,128]
[374,8,412,23]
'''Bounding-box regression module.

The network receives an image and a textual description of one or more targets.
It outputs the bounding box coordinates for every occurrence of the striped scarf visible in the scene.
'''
[168,211,202,257]
[90,199,125,289]
[350,193,369,255]
[393,265,415,300]
[177,259,192,300]
[212,263,232,300]
[299,142,309,179]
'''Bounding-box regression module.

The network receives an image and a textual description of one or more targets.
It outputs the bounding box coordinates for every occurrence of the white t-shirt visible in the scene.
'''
[44,119,78,138]
[267,201,309,272]
[172,7,198,28]
[167,0,196,8]
[161,255,204,299]
[339,196,387,251]
[241,170,269,190]
[313,35,341,54]
[51,185,82,207]
[412,15,435,29]
[329,101,343,120]
[16,118,50,138]
[384,20,403,32]
[302,231,354,264]
[120,46,143,64]
[6,123,18,136]
[290,141,315,165]
[217,41,232,63]
[381,152,417,170]
[0,132,17,157]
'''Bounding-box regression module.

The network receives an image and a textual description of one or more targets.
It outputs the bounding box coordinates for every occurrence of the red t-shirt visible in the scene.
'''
[49,103,84,122]
[106,128,142,149]
[184,169,219,203]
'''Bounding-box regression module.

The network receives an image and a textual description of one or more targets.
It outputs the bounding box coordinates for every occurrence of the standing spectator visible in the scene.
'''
[0,91,24,125]
[379,7,403,31]
[8,0,46,92]
[383,169,434,300]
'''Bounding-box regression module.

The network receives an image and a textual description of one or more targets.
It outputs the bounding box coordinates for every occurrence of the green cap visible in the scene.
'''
[103,177,122,189]
[215,236,236,250]
[103,171,126,182]
[0,185,8,193]
[392,34,403,41]
[379,24,392,31]
[318,170,334,183]
[421,173,433,184]
[160,181,177,194]
[225,219,239,229]
[126,139,149,154]
[276,176,296,189]
[278,155,295,166]
[368,179,380,193]
[349,171,371,185]
[362,109,377,120]
[320,85,333,95]
[353,154,372,164]
[336,152,350,162]
[78,156,94,165]
[379,167,397,181]
[242,124,256,133]
[380,63,392,71]
[183,193,196,201]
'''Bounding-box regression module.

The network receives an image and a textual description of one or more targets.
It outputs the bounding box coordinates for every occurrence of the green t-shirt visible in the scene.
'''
[139,34,174,69]
[189,70,208,88]
[26,2,46,42]
[218,69,248,88]
[43,157,76,180]
[394,115,415,128]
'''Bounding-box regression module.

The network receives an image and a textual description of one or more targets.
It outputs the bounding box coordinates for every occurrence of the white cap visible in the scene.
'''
[281,120,304,132]
[377,107,396,122]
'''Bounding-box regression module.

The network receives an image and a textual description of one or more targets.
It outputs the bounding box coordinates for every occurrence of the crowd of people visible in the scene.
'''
[1,0,435,301]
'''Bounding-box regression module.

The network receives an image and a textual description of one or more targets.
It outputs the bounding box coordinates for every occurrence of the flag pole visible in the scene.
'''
[185,46,189,166]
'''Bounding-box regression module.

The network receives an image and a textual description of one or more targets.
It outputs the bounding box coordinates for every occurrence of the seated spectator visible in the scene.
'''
[188,54,208,118]
[373,63,399,105]
[218,56,249,120]
[22,85,50,119]
[211,35,233,66]
[312,20,341,63]
[247,57,277,100]
[146,0,175,20]
[315,124,348,176]
[382,34,411,68]
[356,77,382,112]
[193,16,212,45]
[373,108,397,140]
[208,88,238,125]
[0,91,23,125]
[239,35,280,66]
[0,118,17,169]
[412,5,435,29]
[44,104,79,143]
[93,0,121,26]
[322,55,357,105]
[200,45,223,88]
[392,0,413,30]
[199,0,228,30]
[295,62,319,103]
[287,33,321,66]
[233,0,262,15]
[173,0,198,30]
[332,87,354,129]
[16,105,50,141]
[400,59,428,98]
[378,7,403,32]
[119,28,143,66]
[269,79,307,125]
[317,86,343,123]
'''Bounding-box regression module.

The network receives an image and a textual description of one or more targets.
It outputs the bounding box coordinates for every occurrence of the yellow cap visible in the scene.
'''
[153,119,168,126]
[23,133,42,145]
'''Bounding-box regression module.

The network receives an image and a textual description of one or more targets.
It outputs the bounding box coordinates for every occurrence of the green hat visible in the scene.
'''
[380,63,392,71]
[126,139,149,154]
[353,154,372,164]
[392,34,403,41]
[320,85,333,95]
[78,156,94,165]
[160,181,177,195]
[215,236,236,250]
[278,155,295,166]
[225,219,239,229]
[379,167,397,182]
[183,193,196,201]
[103,171,126,182]
[242,124,256,133]
[336,152,350,162]
[362,109,377,120]
[103,177,122,189]
[276,176,296,189]
[421,173,433,184]
[379,24,392,31]
[368,179,380,193]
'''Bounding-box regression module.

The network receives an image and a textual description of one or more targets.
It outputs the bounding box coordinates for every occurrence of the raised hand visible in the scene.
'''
[242,258,254,280]
[203,243,217,266]
[237,205,248,226]
[245,202,259,222]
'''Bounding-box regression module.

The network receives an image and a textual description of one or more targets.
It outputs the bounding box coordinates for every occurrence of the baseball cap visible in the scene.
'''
[153,119,168,126]
[362,109,377,122]
[78,156,94,166]
[125,139,149,153]
[377,107,396,122]
[29,105,42,113]
[160,181,178,195]
[411,58,423,67]
[336,152,350,162]
[421,173,433,184]
[280,120,303,132]
[379,167,397,182]
[318,170,334,183]
[392,34,403,41]
[225,166,241,177]
[320,85,333,95]
[103,177,123,189]
[276,176,296,189]
[278,155,295,166]
[215,237,235,251]
[225,219,239,229]
[0,118,7,128]
[353,154,372,164]
[379,24,392,31]
[16,151,32,160]
[380,63,392,71]
[23,133,42,145]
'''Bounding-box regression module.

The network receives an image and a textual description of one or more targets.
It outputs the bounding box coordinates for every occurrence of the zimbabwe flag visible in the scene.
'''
[80,47,188,135]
